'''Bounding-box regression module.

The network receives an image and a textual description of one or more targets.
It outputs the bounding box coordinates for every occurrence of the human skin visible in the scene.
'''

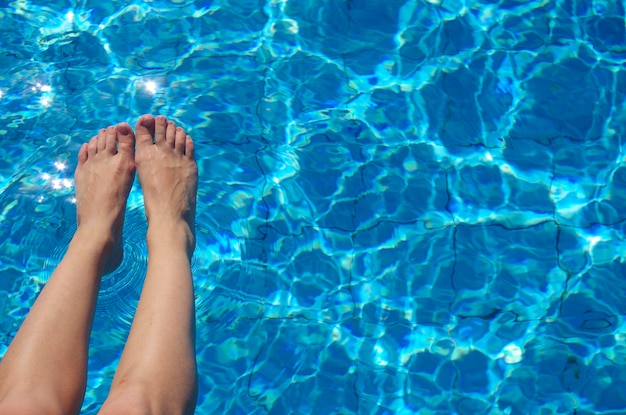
[0,114,199,415]
[98,114,198,415]
[0,123,136,414]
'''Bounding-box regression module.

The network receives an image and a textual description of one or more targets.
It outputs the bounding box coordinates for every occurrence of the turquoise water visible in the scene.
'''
[1,0,626,413]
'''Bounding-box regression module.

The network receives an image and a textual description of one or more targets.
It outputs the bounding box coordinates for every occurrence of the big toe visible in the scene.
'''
[136,114,155,147]
[117,122,136,155]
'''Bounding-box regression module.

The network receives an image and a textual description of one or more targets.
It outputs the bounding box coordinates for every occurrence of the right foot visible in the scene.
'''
[135,114,198,255]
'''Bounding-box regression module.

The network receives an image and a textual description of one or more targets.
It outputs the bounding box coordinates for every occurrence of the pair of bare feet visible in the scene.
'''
[0,114,199,414]
[74,114,198,268]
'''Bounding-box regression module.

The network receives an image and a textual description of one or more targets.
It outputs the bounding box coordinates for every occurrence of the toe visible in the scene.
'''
[136,114,155,146]
[165,121,176,148]
[105,125,117,154]
[78,143,88,164]
[98,127,110,152]
[174,127,186,154]
[185,136,195,159]
[116,122,136,156]
[88,133,100,157]
[155,115,167,145]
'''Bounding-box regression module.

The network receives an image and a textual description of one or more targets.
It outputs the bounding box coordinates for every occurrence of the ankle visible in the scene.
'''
[146,221,196,257]
[74,225,116,252]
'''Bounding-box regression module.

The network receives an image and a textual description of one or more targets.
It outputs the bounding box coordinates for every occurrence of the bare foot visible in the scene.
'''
[134,114,198,255]
[74,123,136,272]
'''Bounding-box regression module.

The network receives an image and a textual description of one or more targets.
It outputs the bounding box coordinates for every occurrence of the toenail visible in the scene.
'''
[108,126,115,131]
[157,115,165,122]
[176,127,183,132]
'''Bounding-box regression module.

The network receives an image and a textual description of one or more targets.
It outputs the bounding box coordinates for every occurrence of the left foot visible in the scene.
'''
[74,123,136,272]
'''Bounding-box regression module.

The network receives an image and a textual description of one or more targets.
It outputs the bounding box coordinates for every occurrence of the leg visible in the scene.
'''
[0,124,136,415]
[99,115,198,415]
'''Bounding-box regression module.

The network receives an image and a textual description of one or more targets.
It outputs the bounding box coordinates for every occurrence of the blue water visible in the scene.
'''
[1,0,626,413]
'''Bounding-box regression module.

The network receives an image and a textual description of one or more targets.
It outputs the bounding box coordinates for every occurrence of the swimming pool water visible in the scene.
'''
[1,0,626,413]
